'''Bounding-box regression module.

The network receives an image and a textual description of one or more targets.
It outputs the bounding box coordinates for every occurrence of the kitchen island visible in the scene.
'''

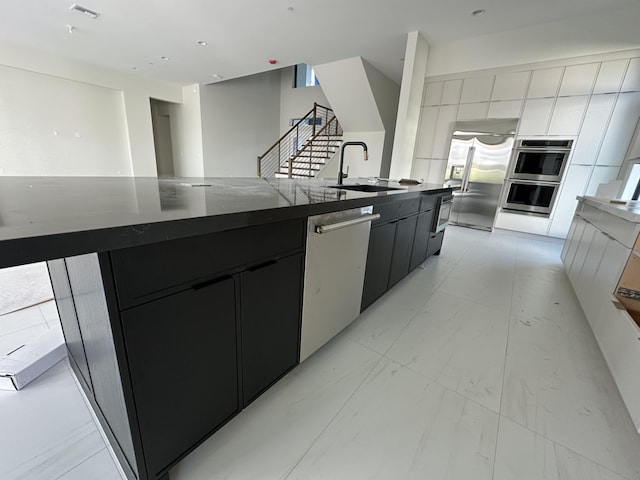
[562,196,640,435]
[0,176,451,480]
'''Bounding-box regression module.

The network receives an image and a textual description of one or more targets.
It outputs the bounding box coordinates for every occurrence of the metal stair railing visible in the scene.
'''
[257,103,342,178]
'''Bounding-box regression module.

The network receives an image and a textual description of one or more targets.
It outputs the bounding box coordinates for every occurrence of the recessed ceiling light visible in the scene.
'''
[69,3,100,19]
[161,56,169,61]
[287,6,294,11]
[132,67,139,70]
[66,25,76,34]
[197,41,207,46]
[212,74,223,79]
[471,9,486,16]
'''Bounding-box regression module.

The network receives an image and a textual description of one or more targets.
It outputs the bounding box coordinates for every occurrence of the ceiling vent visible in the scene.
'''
[69,3,100,19]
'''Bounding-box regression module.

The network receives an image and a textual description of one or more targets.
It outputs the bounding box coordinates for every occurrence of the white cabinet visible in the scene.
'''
[518,98,554,135]
[548,96,589,136]
[423,82,443,106]
[621,58,640,93]
[626,117,640,161]
[488,100,523,119]
[594,59,629,94]
[562,215,587,271]
[456,102,488,120]
[597,92,640,166]
[460,76,494,104]
[527,67,563,99]
[441,79,463,105]
[548,164,591,239]
[558,63,599,97]
[432,105,458,158]
[570,94,616,165]
[415,106,439,158]
[492,71,531,101]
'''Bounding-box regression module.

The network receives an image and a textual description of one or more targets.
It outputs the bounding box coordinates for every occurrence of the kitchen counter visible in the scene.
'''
[0,176,449,268]
[580,195,640,223]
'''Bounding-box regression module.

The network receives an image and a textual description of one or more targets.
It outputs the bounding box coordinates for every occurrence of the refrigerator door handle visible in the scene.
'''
[461,146,475,192]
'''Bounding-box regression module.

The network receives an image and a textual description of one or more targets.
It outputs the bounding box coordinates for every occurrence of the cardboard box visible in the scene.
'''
[0,327,67,390]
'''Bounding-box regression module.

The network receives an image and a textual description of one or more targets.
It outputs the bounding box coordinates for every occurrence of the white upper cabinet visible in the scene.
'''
[597,92,640,166]
[621,58,640,92]
[548,96,589,136]
[456,102,489,120]
[571,94,616,165]
[423,82,443,106]
[518,98,554,135]
[491,72,531,100]
[558,63,599,96]
[432,105,459,158]
[491,71,531,101]
[460,76,494,104]
[626,118,640,160]
[415,106,439,158]
[488,100,524,119]
[594,59,629,94]
[527,67,563,98]
[441,79,463,105]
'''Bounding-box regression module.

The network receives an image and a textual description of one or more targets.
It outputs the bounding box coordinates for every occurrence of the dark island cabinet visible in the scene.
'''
[388,215,419,288]
[240,253,303,405]
[49,218,306,480]
[361,193,445,312]
[361,223,396,310]
[410,210,435,271]
[121,275,240,478]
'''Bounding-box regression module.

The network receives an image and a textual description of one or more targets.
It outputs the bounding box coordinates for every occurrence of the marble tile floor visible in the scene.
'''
[2,226,640,480]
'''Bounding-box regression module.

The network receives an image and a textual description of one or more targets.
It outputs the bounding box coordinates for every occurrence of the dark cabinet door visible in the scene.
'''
[241,254,303,406]
[361,222,396,311]
[121,276,239,477]
[409,210,434,271]
[388,215,419,288]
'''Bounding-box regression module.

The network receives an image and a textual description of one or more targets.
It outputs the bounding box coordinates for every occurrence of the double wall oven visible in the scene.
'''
[502,139,573,216]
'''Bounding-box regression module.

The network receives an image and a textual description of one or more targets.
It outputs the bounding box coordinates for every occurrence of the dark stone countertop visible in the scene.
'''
[0,176,451,268]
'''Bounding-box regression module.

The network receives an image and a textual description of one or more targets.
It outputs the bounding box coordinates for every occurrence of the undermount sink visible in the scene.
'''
[326,184,404,193]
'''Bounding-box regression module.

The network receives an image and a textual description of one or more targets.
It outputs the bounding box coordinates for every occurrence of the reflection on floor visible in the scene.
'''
[2,226,640,480]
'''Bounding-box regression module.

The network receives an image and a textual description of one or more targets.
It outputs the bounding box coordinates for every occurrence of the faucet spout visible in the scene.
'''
[338,141,368,185]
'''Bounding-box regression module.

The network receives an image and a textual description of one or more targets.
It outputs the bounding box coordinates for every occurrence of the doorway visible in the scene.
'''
[150,99,175,177]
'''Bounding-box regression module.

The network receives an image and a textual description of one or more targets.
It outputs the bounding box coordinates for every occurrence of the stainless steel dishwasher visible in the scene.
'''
[300,206,379,361]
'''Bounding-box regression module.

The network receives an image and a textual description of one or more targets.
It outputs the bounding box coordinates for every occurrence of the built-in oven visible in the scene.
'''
[434,194,453,233]
[502,180,560,216]
[510,139,573,182]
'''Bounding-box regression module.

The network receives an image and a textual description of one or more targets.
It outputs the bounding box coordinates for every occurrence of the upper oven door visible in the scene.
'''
[510,148,570,182]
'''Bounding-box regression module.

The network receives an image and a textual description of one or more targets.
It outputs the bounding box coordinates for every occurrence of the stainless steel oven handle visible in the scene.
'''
[314,213,381,234]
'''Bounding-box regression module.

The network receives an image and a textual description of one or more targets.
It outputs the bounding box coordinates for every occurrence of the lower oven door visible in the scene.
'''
[502,180,559,215]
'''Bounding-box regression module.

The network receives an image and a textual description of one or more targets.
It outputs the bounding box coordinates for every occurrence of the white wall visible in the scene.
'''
[362,60,400,178]
[414,49,640,238]
[0,39,184,176]
[314,57,400,179]
[0,64,131,176]
[279,67,329,136]
[169,85,205,177]
[200,71,281,177]
[390,31,429,180]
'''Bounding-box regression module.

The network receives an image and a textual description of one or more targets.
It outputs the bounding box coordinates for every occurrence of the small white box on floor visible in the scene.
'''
[0,327,67,390]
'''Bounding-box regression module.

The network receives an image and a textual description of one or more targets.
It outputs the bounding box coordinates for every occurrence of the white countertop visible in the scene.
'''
[579,196,640,223]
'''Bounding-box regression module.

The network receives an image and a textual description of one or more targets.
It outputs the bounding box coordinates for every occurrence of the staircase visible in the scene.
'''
[257,103,343,179]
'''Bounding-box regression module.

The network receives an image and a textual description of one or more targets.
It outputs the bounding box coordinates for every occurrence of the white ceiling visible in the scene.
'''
[0,0,637,86]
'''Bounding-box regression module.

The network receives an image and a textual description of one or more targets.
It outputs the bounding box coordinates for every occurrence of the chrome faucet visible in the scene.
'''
[338,141,368,185]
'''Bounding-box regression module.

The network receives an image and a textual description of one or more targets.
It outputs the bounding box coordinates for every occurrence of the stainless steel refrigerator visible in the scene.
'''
[443,119,518,231]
